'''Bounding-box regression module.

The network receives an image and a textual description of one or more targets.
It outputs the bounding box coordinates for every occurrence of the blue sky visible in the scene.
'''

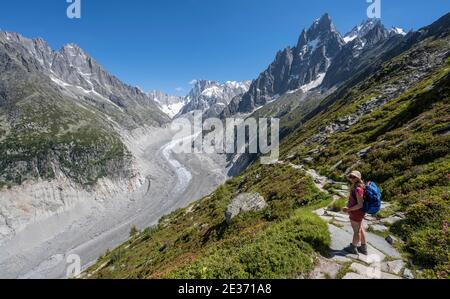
[0,0,449,95]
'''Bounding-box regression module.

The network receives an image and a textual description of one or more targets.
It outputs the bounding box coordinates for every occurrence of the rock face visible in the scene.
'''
[180,80,251,117]
[225,193,267,225]
[230,14,344,114]
[321,19,405,89]
[0,32,170,128]
[223,15,410,117]
[305,30,449,147]
[0,31,172,241]
[148,90,187,118]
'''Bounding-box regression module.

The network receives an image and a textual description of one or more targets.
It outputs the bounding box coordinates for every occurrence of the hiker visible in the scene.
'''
[342,170,368,255]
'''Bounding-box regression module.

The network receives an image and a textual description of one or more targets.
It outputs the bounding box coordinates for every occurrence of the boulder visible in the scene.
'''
[385,235,399,245]
[303,157,315,164]
[358,146,372,158]
[403,268,414,279]
[225,193,267,225]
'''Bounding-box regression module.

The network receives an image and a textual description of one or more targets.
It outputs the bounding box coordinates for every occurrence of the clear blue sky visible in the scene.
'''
[0,0,448,95]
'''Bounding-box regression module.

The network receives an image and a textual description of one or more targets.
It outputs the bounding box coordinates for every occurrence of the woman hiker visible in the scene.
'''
[342,170,368,255]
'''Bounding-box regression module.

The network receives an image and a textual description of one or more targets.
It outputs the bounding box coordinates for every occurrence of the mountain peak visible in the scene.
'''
[311,13,334,31]
[389,26,407,36]
[343,18,385,43]
[60,43,86,55]
[318,13,332,24]
[180,79,251,116]
[297,13,341,48]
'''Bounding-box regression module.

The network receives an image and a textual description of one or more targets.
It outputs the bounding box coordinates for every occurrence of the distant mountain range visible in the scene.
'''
[0,32,169,127]
[0,14,410,124]
[221,14,408,116]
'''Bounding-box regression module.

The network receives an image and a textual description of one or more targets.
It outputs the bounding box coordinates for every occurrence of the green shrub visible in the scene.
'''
[238,233,314,279]
[110,249,125,264]
[129,226,139,237]
[407,228,449,273]
[171,250,249,279]
[329,198,347,212]
[169,210,329,279]
[393,196,449,237]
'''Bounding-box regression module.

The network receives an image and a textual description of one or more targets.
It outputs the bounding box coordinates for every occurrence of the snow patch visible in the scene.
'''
[390,27,407,36]
[299,73,326,93]
[343,34,358,43]
[202,86,224,98]
[308,37,321,52]
[159,102,185,118]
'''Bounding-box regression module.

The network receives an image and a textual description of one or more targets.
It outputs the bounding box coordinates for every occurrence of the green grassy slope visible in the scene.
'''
[86,22,450,279]
[86,164,332,278]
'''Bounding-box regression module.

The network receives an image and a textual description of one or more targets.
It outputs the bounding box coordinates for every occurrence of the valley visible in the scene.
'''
[0,126,228,278]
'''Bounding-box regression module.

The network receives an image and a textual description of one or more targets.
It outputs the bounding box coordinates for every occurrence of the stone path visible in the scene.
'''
[278,161,413,279]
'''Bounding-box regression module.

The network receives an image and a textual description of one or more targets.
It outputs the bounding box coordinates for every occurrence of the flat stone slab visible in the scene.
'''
[329,224,386,263]
[325,211,350,222]
[328,224,355,252]
[330,254,353,264]
[364,215,378,222]
[334,191,348,198]
[380,272,403,279]
[350,263,379,279]
[381,260,406,275]
[314,208,326,216]
[340,223,402,259]
[342,272,370,279]
[338,185,349,190]
[380,216,403,225]
[350,263,402,280]
[370,224,389,232]
[310,257,342,279]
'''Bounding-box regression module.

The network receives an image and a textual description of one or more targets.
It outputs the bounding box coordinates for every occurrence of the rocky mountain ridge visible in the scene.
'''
[0,31,170,127]
[179,80,251,117]
[222,14,408,117]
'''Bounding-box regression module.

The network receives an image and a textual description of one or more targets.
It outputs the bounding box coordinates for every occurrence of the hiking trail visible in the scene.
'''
[277,161,413,279]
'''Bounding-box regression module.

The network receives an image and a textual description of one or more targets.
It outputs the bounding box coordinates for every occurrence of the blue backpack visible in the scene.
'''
[363,182,382,215]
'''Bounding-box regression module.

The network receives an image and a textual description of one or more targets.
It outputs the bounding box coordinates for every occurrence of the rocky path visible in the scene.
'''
[279,161,413,279]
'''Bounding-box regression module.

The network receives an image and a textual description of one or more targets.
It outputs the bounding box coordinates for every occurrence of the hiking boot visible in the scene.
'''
[343,244,358,255]
[357,244,368,255]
